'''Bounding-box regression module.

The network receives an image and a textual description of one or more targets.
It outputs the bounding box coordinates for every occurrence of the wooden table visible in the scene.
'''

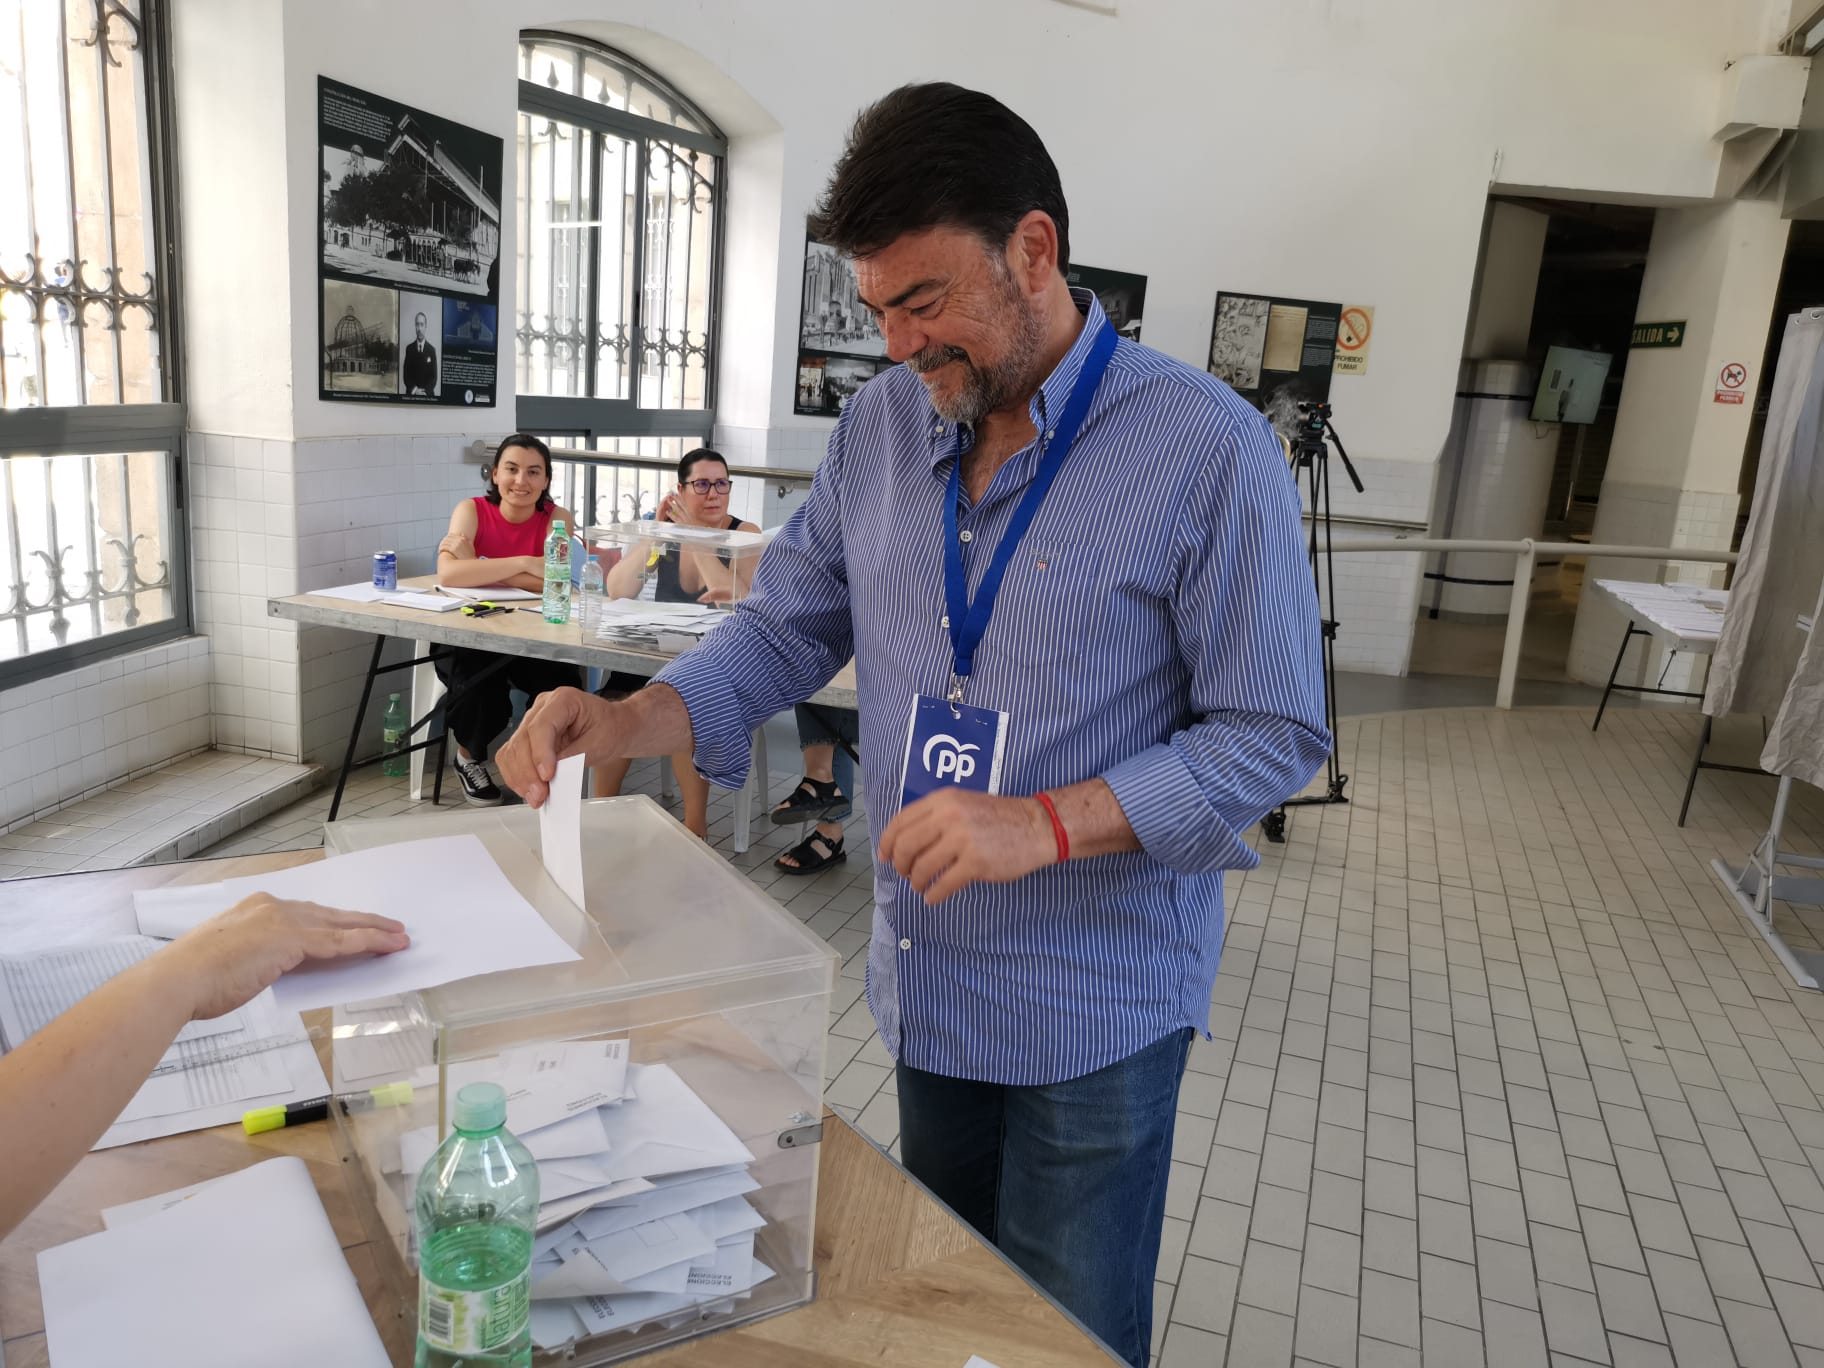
[270,579,860,850]
[0,857,1116,1368]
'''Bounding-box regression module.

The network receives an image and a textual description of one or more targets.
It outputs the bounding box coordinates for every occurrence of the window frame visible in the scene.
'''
[0,0,190,692]
[515,32,726,444]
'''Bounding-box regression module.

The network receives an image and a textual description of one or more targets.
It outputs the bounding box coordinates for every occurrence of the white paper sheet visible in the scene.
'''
[599,1063,755,1182]
[308,581,389,602]
[132,834,582,1012]
[965,1358,1006,1368]
[528,1258,775,1349]
[95,1036,327,1150]
[38,1157,389,1368]
[439,584,540,601]
[381,590,463,612]
[536,1179,655,1231]
[573,1169,759,1241]
[425,1039,630,1132]
[540,753,588,911]
[100,1175,223,1228]
[563,1258,775,1336]
[0,935,246,1051]
[533,1211,716,1299]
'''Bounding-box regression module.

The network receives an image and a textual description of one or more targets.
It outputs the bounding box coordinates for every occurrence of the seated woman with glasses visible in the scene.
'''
[595,448,759,837]
[434,434,583,805]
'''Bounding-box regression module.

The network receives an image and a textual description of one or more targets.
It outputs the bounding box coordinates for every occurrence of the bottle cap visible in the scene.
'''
[453,1082,507,1132]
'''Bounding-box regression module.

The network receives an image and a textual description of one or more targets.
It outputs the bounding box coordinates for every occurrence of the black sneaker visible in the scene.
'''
[454,754,503,806]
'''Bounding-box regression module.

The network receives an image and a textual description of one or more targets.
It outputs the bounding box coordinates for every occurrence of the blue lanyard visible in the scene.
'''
[942,321,1118,702]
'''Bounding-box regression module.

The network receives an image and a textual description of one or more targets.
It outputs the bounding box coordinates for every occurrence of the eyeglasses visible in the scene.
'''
[685,478,731,494]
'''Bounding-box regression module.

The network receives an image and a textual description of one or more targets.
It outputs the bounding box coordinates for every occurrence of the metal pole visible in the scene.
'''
[1495,540,1535,709]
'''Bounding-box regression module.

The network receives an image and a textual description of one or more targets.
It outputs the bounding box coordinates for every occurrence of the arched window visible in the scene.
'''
[516,32,723,504]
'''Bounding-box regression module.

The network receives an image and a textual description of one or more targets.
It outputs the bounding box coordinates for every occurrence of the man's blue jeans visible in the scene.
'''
[896,1027,1192,1367]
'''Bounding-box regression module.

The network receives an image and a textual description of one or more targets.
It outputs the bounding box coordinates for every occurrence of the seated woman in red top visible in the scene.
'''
[434,434,583,805]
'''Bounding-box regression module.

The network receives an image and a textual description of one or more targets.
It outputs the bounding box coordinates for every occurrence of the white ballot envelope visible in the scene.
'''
[599,1064,754,1182]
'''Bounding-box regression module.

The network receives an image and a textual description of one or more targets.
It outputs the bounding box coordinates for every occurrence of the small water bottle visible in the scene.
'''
[414,1083,538,1368]
[381,692,409,778]
[541,519,571,625]
[579,555,603,639]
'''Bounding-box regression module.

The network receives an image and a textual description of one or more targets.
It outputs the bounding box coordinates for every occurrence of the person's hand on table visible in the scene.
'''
[497,686,622,808]
[158,894,410,1021]
[0,893,408,1239]
[878,789,1058,905]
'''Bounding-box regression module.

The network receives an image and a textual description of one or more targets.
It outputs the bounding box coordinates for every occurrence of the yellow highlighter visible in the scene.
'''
[243,1081,414,1134]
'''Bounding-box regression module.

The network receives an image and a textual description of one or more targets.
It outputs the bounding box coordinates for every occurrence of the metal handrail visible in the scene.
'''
[1321,535,1737,709]
[463,439,818,493]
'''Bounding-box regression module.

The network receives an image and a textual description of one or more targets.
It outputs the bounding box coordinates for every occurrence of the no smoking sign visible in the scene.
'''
[1716,362,1747,405]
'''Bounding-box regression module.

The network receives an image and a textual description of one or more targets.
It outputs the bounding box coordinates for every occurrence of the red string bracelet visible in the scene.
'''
[1034,792,1070,864]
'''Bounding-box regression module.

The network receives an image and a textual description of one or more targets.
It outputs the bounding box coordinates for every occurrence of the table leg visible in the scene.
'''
[1592,620,1638,733]
[408,640,442,802]
[1679,714,1713,828]
[733,726,769,855]
[329,635,387,823]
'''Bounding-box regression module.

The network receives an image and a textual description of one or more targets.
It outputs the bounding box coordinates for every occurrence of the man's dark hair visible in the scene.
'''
[484,433,554,512]
[808,83,1069,273]
[677,447,728,484]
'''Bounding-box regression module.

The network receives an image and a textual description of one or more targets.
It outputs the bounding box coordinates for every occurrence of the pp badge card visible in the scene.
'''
[901,696,1008,807]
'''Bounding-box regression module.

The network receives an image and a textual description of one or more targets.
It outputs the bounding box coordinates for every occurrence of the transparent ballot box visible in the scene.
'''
[580,522,774,649]
[324,797,839,1362]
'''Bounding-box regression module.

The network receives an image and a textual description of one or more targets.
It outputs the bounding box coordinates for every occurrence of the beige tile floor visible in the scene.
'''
[165,706,1824,1363]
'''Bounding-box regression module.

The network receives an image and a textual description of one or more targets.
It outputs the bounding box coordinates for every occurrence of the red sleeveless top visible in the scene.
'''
[471,496,555,559]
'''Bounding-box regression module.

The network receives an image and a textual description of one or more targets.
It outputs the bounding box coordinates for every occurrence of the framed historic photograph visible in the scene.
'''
[318,77,502,405]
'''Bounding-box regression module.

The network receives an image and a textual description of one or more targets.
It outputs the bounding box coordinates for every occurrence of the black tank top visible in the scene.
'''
[653,515,743,603]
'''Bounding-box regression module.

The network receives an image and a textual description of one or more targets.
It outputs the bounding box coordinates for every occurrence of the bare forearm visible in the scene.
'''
[0,958,191,1237]
[438,554,537,588]
[1041,777,1141,860]
[595,683,695,761]
[604,548,651,597]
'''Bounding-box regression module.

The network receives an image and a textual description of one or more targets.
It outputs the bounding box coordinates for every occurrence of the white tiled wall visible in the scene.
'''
[189,432,301,760]
[189,430,493,769]
[0,636,212,832]
[1298,455,1436,677]
[292,434,484,766]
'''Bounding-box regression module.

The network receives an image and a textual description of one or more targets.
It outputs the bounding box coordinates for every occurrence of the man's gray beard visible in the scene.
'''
[914,286,1049,426]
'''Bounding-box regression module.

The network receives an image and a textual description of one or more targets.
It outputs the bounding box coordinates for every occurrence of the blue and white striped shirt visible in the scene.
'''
[658,291,1329,1086]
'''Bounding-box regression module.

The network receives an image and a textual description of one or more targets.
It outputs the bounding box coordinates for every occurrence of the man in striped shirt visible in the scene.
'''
[499,82,1328,1367]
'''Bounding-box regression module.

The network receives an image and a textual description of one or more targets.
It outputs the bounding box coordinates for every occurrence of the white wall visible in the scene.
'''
[0,638,212,833]
[172,0,292,438]
[250,0,1777,467]
[154,0,1788,724]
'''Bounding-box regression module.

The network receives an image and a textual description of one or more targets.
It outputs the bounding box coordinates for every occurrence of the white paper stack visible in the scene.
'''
[592,599,723,652]
[38,1157,390,1367]
[399,1042,774,1351]
[0,935,326,1149]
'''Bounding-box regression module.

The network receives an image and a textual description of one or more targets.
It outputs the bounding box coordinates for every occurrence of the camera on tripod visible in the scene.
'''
[1290,401,1332,464]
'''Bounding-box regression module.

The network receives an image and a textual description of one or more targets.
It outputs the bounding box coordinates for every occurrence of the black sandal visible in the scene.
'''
[771,776,844,825]
[775,831,846,876]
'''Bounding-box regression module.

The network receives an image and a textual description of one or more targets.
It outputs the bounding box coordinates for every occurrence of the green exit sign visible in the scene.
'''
[1630,320,1686,349]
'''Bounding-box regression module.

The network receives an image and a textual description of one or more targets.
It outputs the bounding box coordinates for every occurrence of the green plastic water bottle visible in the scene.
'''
[414,1083,539,1367]
[381,693,409,778]
[542,519,571,625]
